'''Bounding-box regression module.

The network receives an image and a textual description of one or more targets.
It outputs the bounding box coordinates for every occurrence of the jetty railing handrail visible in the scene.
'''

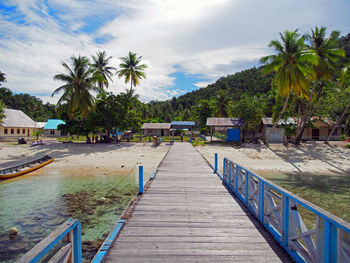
[17,218,82,263]
[219,157,350,263]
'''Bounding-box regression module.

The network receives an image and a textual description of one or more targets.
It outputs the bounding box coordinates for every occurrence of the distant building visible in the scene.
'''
[170,121,196,130]
[0,109,36,141]
[261,117,344,143]
[44,119,66,137]
[261,118,285,143]
[206,117,245,141]
[141,123,171,137]
[35,122,47,131]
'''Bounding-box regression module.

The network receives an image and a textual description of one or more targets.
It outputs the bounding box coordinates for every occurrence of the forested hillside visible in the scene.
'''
[0,87,56,121]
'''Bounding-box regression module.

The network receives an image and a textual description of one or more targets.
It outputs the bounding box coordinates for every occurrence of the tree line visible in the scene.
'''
[0,26,349,145]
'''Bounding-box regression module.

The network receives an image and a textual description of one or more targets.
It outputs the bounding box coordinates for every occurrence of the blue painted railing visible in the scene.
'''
[200,134,207,141]
[17,219,82,263]
[213,154,350,263]
[91,219,126,263]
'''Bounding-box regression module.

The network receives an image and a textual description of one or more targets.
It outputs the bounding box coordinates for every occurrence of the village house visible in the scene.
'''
[141,123,171,137]
[260,117,344,143]
[44,119,66,137]
[0,109,36,141]
[206,117,245,142]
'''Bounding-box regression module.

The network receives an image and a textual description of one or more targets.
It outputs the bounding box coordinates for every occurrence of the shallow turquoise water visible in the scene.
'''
[0,169,137,262]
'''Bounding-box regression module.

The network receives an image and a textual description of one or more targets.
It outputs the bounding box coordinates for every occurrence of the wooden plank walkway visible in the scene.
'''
[104,143,291,262]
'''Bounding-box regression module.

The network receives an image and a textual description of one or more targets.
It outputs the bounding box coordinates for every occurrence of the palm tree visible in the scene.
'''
[117,51,147,97]
[52,55,101,119]
[91,51,116,91]
[213,90,229,117]
[294,26,345,144]
[326,66,350,144]
[0,71,6,86]
[260,29,315,144]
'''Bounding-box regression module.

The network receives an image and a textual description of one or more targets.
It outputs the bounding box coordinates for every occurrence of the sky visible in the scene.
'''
[0,0,350,104]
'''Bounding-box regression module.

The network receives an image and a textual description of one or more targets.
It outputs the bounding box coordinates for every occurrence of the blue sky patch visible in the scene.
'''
[170,71,210,95]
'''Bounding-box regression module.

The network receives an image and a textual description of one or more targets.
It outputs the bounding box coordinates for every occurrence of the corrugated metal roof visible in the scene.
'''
[171,121,195,126]
[206,117,245,127]
[142,123,171,129]
[1,109,36,128]
[44,119,66,130]
[35,122,47,128]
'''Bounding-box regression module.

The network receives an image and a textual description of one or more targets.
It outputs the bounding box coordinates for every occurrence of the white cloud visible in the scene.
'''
[0,0,349,104]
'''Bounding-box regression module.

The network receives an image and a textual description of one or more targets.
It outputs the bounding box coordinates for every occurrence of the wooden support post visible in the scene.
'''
[73,222,82,263]
[245,172,249,205]
[235,165,239,193]
[139,166,143,195]
[222,158,226,181]
[282,195,289,248]
[228,161,232,187]
[259,180,264,223]
[324,220,338,262]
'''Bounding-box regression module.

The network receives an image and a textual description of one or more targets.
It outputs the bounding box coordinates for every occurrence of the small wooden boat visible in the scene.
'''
[0,155,54,179]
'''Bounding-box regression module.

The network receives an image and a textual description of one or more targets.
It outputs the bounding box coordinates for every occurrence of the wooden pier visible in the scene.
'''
[104,143,291,262]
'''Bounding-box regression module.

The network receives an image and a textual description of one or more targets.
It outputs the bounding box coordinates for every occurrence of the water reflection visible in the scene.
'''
[0,169,137,262]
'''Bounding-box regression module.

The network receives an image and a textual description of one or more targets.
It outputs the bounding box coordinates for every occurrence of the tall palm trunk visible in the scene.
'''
[129,77,133,97]
[265,89,291,144]
[325,100,350,144]
[295,81,318,144]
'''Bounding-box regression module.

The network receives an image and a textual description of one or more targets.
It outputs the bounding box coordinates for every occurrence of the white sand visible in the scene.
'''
[196,142,350,175]
[0,142,170,179]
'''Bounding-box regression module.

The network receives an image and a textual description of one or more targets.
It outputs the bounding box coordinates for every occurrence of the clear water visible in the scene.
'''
[0,169,137,262]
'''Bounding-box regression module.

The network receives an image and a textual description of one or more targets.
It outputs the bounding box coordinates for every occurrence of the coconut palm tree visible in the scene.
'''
[117,51,147,97]
[294,26,345,144]
[260,29,315,144]
[326,66,350,144]
[91,51,116,91]
[52,55,101,119]
[0,71,6,86]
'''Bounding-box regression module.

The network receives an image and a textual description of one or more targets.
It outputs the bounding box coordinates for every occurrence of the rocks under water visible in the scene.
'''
[0,182,137,263]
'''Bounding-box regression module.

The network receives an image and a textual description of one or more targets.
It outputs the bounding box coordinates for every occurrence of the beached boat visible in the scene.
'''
[0,155,54,179]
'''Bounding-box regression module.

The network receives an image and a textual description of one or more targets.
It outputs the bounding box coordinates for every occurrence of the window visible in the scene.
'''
[17,128,20,134]
[4,128,8,134]
[23,129,25,134]
[11,129,14,134]
[50,130,55,135]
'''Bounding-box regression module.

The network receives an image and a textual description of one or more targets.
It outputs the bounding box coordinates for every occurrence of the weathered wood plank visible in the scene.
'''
[104,143,291,263]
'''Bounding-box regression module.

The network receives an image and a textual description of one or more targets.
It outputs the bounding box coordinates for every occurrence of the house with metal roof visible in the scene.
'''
[206,117,245,142]
[141,123,171,137]
[170,121,196,130]
[0,109,37,141]
[44,119,66,137]
[261,117,344,143]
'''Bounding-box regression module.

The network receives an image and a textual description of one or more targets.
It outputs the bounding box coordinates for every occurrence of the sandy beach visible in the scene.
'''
[0,142,170,179]
[196,141,350,175]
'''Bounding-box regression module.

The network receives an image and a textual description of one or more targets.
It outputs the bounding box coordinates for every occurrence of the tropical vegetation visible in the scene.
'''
[117,51,147,97]
[1,28,349,143]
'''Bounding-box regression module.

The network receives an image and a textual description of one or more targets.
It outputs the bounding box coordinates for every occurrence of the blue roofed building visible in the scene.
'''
[44,119,66,137]
[170,121,196,130]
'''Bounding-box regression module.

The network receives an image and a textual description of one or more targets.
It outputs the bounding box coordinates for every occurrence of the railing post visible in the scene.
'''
[214,153,218,172]
[139,166,143,195]
[259,180,264,223]
[228,161,232,187]
[73,222,82,263]
[222,158,226,181]
[235,165,239,193]
[282,195,289,248]
[324,220,338,262]
[245,172,249,205]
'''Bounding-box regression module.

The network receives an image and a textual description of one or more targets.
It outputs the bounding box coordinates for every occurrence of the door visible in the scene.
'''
[227,129,240,142]
[312,129,319,140]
